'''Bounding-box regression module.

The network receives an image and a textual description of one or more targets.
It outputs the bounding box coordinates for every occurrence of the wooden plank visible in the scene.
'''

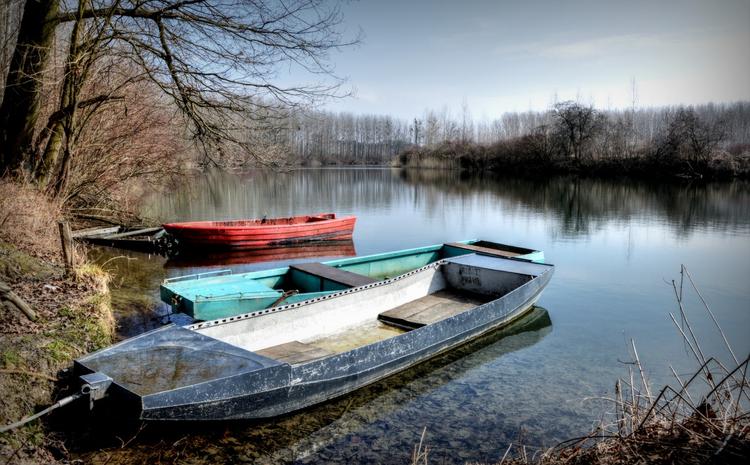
[71,226,121,238]
[378,293,455,321]
[290,262,377,288]
[378,290,488,330]
[405,301,477,326]
[103,227,163,240]
[446,242,522,258]
[256,341,333,364]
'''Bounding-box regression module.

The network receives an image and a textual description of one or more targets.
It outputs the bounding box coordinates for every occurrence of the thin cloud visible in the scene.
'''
[539,34,664,59]
[494,33,670,59]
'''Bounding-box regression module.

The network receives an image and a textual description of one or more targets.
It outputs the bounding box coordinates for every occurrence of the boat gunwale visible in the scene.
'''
[163,213,353,231]
[159,239,546,323]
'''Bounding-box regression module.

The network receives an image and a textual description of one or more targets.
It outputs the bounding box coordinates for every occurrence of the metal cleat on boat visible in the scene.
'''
[79,372,113,410]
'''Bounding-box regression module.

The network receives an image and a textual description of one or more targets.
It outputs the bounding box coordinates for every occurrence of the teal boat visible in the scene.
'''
[161,240,545,321]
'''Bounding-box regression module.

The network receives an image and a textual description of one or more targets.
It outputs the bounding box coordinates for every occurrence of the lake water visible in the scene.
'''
[79,168,750,464]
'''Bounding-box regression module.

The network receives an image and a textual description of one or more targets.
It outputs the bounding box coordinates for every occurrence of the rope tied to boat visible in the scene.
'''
[0,371,113,433]
[270,289,299,308]
[0,391,82,433]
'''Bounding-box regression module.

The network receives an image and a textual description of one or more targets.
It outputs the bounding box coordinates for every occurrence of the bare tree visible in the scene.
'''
[0,0,356,189]
[552,101,602,161]
[411,118,422,146]
[654,107,724,174]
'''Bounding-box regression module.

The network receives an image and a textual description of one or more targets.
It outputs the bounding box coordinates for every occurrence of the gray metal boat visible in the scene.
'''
[74,253,554,421]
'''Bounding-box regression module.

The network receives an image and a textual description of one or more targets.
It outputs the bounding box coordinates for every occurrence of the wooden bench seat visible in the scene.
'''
[446,242,523,258]
[378,290,489,330]
[256,341,334,364]
[290,262,377,288]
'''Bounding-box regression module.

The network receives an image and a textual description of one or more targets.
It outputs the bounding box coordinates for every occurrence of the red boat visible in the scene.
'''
[163,213,356,250]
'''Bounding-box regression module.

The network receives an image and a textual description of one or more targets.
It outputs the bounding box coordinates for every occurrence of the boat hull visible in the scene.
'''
[163,214,356,250]
[191,267,550,420]
[77,255,553,421]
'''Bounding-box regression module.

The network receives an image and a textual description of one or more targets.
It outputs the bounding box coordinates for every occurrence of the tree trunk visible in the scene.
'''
[0,0,60,175]
[37,120,64,183]
[40,0,88,191]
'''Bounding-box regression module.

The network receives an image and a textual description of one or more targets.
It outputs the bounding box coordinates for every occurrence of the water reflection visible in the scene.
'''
[74,308,553,464]
[144,168,409,222]
[165,240,356,270]
[80,168,749,464]
[88,248,169,338]
[143,169,750,242]
[398,170,750,238]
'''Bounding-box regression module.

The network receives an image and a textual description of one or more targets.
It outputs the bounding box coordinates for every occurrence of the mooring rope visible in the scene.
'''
[0,392,82,433]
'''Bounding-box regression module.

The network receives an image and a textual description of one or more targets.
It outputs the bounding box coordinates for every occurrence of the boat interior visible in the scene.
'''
[193,254,549,365]
[246,240,540,301]
[217,213,337,227]
[175,240,532,299]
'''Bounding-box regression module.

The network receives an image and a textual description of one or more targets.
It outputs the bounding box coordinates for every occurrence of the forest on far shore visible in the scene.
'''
[284,101,750,180]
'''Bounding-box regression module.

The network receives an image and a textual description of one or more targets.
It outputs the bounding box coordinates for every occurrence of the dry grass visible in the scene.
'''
[0,256,115,464]
[0,181,115,464]
[0,180,70,265]
[415,265,749,465]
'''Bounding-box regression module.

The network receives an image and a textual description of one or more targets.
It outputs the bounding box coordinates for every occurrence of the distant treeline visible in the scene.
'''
[285,112,412,164]
[284,102,750,179]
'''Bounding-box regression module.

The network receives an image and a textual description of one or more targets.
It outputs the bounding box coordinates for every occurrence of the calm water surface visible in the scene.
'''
[80,168,750,464]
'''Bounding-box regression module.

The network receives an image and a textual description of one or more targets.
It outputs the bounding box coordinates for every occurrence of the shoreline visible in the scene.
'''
[0,183,116,464]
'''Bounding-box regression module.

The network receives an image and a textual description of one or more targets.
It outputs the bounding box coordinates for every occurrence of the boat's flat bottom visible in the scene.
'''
[306,320,406,355]
[252,290,493,364]
[378,290,492,330]
[256,341,334,365]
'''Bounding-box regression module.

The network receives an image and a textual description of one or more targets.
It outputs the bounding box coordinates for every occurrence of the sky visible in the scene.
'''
[307,0,750,119]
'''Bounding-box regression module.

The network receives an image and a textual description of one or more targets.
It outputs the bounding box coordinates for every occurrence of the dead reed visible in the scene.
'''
[417,265,750,465]
[0,180,67,263]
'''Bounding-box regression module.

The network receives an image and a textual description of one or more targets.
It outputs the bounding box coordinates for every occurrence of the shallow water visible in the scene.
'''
[81,168,750,464]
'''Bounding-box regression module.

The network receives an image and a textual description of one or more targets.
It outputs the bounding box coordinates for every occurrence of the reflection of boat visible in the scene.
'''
[164,240,357,269]
[75,254,554,421]
[161,239,545,321]
[162,213,356,250]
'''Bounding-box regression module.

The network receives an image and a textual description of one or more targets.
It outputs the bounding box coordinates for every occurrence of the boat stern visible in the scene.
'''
[74,325,291,420]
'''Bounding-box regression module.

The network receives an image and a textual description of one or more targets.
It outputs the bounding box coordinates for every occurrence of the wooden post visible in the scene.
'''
[58,220,74,275]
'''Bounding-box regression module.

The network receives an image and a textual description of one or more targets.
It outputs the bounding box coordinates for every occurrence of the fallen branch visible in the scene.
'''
[0,281,37,321]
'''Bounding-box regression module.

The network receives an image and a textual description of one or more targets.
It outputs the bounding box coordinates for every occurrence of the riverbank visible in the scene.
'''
[395,140,750,181]
[0,182,115,464]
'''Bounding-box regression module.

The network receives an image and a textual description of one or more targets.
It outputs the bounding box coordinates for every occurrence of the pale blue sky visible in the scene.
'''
[312,0,750,119]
